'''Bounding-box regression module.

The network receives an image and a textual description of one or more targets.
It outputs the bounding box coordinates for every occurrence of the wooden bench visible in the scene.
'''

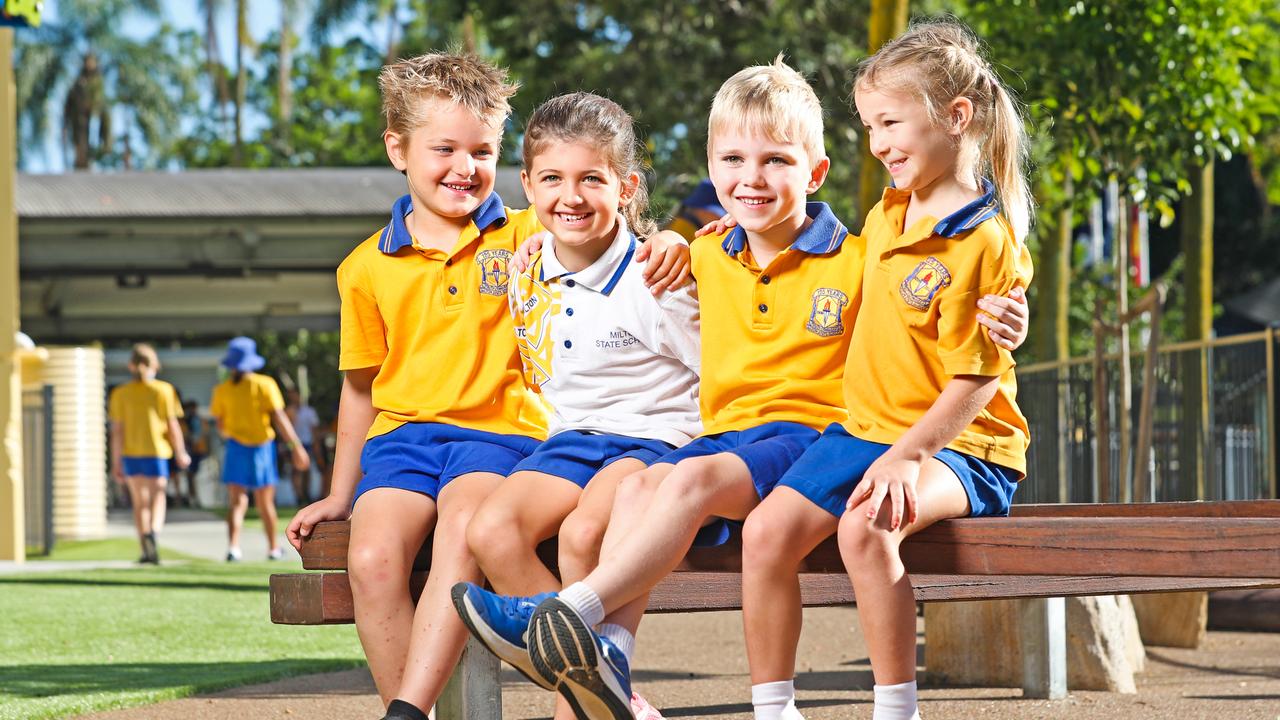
[270,500,1280,717]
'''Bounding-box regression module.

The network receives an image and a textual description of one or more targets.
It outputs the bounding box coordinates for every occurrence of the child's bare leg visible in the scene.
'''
[396,471,505,710]
[148,477,167,533]
[556,458,648,584]
[125,476,151,537]
[741,487,839,683]
[584,454,758,615]
[226,484,249,550]
[837,460,970,685]
[349,487,438,705]
[467,470,582,594]
[254,485,280,552]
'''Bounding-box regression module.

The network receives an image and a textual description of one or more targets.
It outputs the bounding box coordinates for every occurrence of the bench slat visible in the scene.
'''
[298,502,1280,579]
[268,571,1280,625]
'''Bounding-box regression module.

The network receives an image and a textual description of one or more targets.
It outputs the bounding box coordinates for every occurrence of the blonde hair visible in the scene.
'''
[378,51,519,135]
[708,55,826,167]
[522,92,658,237]
[855,19,1033,241]
[129,343,159,379]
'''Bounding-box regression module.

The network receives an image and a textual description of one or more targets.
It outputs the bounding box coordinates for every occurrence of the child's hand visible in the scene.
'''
[636,230,691,296]
[846,455,921,530]
[694,213,737,238]
[290,444,311,472]
[977,286,1028,350]
[511,232,550,273]
[174,450,192,470]
[286,495,350,551]
[111,461,125,485]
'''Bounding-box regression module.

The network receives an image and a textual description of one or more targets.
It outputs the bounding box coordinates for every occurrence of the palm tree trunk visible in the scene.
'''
[233,0,246,166]
[203,1,230,132]
[278,0,295,155]
[856,0,909,229]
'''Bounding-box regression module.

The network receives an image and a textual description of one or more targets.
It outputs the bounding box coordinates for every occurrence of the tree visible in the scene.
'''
[15,0,196,170]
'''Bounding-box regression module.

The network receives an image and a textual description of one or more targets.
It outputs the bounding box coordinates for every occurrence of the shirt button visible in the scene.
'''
[761,275,771,285]
[566,308,574,316]
[758,303,768,313]
[566,279,576,288]
[564,340,573,349]
[448,286,458,295]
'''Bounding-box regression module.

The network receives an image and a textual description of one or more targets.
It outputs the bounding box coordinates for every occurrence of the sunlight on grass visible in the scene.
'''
[0,560,363,719]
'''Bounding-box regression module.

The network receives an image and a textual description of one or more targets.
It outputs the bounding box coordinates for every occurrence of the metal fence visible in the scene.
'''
[21,385,54,555]
[1016,329,1278,504]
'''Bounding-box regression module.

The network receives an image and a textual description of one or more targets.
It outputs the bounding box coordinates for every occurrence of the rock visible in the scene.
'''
[1130,591,1207,648]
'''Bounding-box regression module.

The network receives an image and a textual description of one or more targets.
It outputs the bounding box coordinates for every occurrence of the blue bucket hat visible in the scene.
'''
[221,336,266,372]
[681,179,725,215]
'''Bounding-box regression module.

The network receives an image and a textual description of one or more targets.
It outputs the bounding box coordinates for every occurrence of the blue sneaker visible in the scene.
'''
[528,596,634,720]
[450,582,556,690]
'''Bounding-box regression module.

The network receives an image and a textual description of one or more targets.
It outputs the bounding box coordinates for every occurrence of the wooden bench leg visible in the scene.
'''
[436,637,502,720]
[1019,597,1067,699]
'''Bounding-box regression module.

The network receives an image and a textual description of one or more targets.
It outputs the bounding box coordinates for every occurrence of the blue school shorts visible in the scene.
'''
[510,430,675,488]
[654,421,821,546]
[355,422,540,504]
[122,456,169,478]
[777,423,1020,518]
[222,439,278,489]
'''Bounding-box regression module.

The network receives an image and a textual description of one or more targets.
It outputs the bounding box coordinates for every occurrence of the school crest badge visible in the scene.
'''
[805,288,849,337]
[900,257,951,311]
[476,249,513,296]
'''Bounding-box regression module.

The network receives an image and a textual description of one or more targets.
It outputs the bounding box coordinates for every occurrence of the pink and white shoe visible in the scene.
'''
[630,691,665,720]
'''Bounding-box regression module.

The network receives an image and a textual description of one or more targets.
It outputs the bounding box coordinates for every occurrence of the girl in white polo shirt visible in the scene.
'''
[455,92,699,720]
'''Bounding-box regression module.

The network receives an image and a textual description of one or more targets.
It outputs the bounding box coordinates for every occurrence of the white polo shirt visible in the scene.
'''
[509,223,702,446]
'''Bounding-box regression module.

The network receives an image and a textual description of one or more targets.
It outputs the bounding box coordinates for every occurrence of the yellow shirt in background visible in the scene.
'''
[842,184,1033,474]
[210,372,284,446]
[108,379,182,458]
[337,193,549,440]
[693,202,864,435]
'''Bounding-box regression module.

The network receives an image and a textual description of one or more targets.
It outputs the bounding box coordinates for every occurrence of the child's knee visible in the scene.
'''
[465,503,521,563]
[559,509,607,563]
[837,511,895,565]
[614,469,663,507]
[742,511,797,568]
[348,538,411,592]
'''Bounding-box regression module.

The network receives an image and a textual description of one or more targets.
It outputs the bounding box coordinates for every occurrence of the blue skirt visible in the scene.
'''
[222,439,279,489]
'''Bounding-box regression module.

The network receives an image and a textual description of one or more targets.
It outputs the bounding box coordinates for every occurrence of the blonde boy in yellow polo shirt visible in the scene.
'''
[285,53,688,720]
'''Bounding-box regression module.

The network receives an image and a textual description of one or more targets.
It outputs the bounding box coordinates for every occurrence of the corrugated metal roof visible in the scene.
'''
[17,167,527,219]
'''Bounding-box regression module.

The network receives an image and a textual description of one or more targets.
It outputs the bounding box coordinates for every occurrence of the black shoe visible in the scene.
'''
[382,699,429,720]
[140,533,160,564]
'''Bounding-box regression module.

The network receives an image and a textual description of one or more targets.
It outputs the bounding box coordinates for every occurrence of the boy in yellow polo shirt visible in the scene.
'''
[285,52,689,720]
[109,343,190,564]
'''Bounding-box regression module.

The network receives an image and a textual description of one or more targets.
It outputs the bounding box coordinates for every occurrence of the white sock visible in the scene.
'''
[558,582,606,628]
[752,679,804,720]
[872,680,920,720]
[599,623,636,663]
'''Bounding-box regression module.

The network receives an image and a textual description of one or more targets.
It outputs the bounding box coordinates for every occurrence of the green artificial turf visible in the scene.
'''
[0,559,364,719]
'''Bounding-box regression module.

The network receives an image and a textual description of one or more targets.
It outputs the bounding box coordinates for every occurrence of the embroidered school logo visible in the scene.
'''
[476,249,513,296]
[900,257,952,311]
[805,288,849,337]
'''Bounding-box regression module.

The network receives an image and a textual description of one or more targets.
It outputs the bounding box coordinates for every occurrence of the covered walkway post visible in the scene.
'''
[0,27,23,563]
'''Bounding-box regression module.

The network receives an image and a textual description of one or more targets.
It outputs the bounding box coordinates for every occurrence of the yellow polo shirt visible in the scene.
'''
[843,183,1033,474]
[338,192,549,440]
[210,372,284,446]
[694,202,864,435]
[108,379,182,458]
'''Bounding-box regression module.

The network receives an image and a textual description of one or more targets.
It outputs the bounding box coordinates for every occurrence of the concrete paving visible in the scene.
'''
[104,506,301,563]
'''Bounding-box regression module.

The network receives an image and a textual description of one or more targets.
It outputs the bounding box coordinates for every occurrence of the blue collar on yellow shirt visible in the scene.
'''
[720,201,849,257]
[377,192,508,254]
[904,178,999,239]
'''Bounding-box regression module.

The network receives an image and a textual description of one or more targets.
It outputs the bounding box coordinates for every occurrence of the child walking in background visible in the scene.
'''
[752,20,1034,720]
[454,92,700,720]
[211,336,310,562]
[109,343,190,564]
